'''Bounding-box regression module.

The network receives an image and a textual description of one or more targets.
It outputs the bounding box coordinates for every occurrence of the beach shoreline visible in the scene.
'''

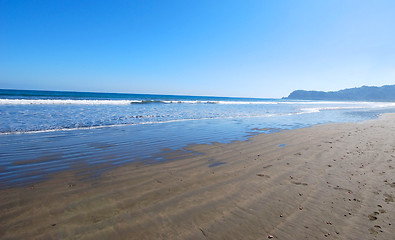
[1,114,395,239]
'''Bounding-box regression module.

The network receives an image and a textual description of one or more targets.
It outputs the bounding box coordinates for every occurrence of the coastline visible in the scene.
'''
[1,114,395,239]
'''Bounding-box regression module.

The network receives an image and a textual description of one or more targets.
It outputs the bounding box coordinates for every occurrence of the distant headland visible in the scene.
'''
[285,84,395,101]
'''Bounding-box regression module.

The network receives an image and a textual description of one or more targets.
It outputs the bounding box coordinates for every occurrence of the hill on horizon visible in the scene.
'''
[285,84,395,101]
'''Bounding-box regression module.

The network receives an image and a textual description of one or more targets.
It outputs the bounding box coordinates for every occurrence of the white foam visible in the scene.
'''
[156,100,279,104]
[0,99,279,105]
[0,112,301,135]
[0,99,136,105]
[284,101,395,107]
[0,98,290,105]
[2,98,395,106]
[299,106,366,114]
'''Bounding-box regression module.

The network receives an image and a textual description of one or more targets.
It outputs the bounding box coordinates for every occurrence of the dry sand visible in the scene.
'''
[1,114,395,240]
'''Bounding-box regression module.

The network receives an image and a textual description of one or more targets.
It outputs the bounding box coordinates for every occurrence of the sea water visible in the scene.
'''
[1,89,395,188]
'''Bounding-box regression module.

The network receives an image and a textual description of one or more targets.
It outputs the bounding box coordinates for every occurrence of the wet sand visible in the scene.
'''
[1,114,395,239]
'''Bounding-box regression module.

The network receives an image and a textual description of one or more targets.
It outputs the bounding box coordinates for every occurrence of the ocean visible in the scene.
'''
[1,89,395,188]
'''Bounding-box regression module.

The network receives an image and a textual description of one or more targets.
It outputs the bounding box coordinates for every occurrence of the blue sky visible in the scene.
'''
[1,0,394,98]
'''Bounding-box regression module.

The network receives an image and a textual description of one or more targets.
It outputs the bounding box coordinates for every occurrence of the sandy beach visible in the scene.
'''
[1,114,395,240]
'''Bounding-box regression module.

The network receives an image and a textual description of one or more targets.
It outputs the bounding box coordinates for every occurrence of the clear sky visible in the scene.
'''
[1,0,394,98]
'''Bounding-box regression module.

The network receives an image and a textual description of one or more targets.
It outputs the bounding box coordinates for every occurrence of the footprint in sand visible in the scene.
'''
[378,209,386,213]
[256,174,271,178]
[291,181,308,186]
[368,214,378,221]
[369,227,379,235]
[384,193,394,203]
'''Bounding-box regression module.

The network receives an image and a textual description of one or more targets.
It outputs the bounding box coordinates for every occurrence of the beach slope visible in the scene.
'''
[1,114,395,239]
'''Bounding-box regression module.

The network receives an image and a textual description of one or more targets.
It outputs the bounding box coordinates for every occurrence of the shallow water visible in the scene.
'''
[1,89,395,188]
[3,89,395,134]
